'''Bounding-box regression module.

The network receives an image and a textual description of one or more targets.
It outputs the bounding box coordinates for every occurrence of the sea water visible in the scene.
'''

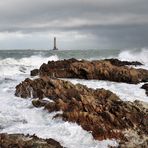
[0,48,147,148]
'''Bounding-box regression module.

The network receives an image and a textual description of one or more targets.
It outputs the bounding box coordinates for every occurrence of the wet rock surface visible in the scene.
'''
[141,83,148,96]
[0,133,63,148]
[119,129,148,148]
[31,58,148,84]
[15,77,148,145]
[105,58,143,67]
[31,69,39,76]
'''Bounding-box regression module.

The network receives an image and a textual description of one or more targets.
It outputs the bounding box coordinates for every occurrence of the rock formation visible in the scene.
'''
[31,58,148,84]
[15,77,148,145]
[0,133,63,148]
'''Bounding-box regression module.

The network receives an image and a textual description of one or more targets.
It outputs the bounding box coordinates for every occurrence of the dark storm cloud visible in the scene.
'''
[0,0,148,49]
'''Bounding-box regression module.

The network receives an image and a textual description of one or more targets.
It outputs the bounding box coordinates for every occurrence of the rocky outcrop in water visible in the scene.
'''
[0,133,63,148]
[15,77,148,144]
[141,83,148,96]
[30,58,148,84]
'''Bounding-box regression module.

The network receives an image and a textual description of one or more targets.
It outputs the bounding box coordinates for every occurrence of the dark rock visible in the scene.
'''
[31,69,39,76]
[101,111,115,123]
[32,99,49,107]
[104,58,143,67]
[0,133,63,148]
[141,83,148,96]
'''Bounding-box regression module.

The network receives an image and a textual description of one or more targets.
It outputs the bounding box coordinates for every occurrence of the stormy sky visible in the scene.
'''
[0,0,148,49]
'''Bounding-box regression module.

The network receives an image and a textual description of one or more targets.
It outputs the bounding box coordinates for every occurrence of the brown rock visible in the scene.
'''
[0,133,63,148]
[101,111,115,123]
[31,59,148,84]
[15,77,148,143]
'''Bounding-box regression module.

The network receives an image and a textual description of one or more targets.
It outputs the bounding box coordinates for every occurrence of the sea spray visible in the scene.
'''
[118,48,148,69]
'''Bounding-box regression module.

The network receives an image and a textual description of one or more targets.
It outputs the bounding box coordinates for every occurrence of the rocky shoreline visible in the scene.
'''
[0,133,63,148]
[13,58,148,147]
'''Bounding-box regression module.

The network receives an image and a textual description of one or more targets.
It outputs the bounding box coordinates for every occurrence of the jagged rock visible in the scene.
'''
[141,83,148,96]
[31,69,39,76]
[32,99,49,107]
[31,58,148,84]
[0,133,63,148]
[15,77,148,143]
[119,129,148,148]
[105,58,143,67]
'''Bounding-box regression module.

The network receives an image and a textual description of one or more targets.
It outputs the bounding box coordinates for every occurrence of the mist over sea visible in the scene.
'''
[0,48,147,148]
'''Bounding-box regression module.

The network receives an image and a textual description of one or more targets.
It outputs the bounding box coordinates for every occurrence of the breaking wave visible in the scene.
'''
[118,48,148,66]
[0,54,59,67]
[0,55,59,76]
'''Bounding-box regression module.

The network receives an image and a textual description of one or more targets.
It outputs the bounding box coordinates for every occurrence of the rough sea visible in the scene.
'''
[0,48,148,148]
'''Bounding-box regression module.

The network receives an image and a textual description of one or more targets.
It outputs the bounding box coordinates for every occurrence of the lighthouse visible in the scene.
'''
[53,37,58,50]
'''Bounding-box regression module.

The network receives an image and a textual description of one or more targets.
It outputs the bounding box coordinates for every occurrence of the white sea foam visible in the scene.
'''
[0,54,59,66]
[66,79,148,103]
[0,55,59,77]
[118,48,148,69]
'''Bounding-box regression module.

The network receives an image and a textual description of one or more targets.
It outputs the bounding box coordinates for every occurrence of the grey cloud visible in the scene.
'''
[0,0,148,49]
